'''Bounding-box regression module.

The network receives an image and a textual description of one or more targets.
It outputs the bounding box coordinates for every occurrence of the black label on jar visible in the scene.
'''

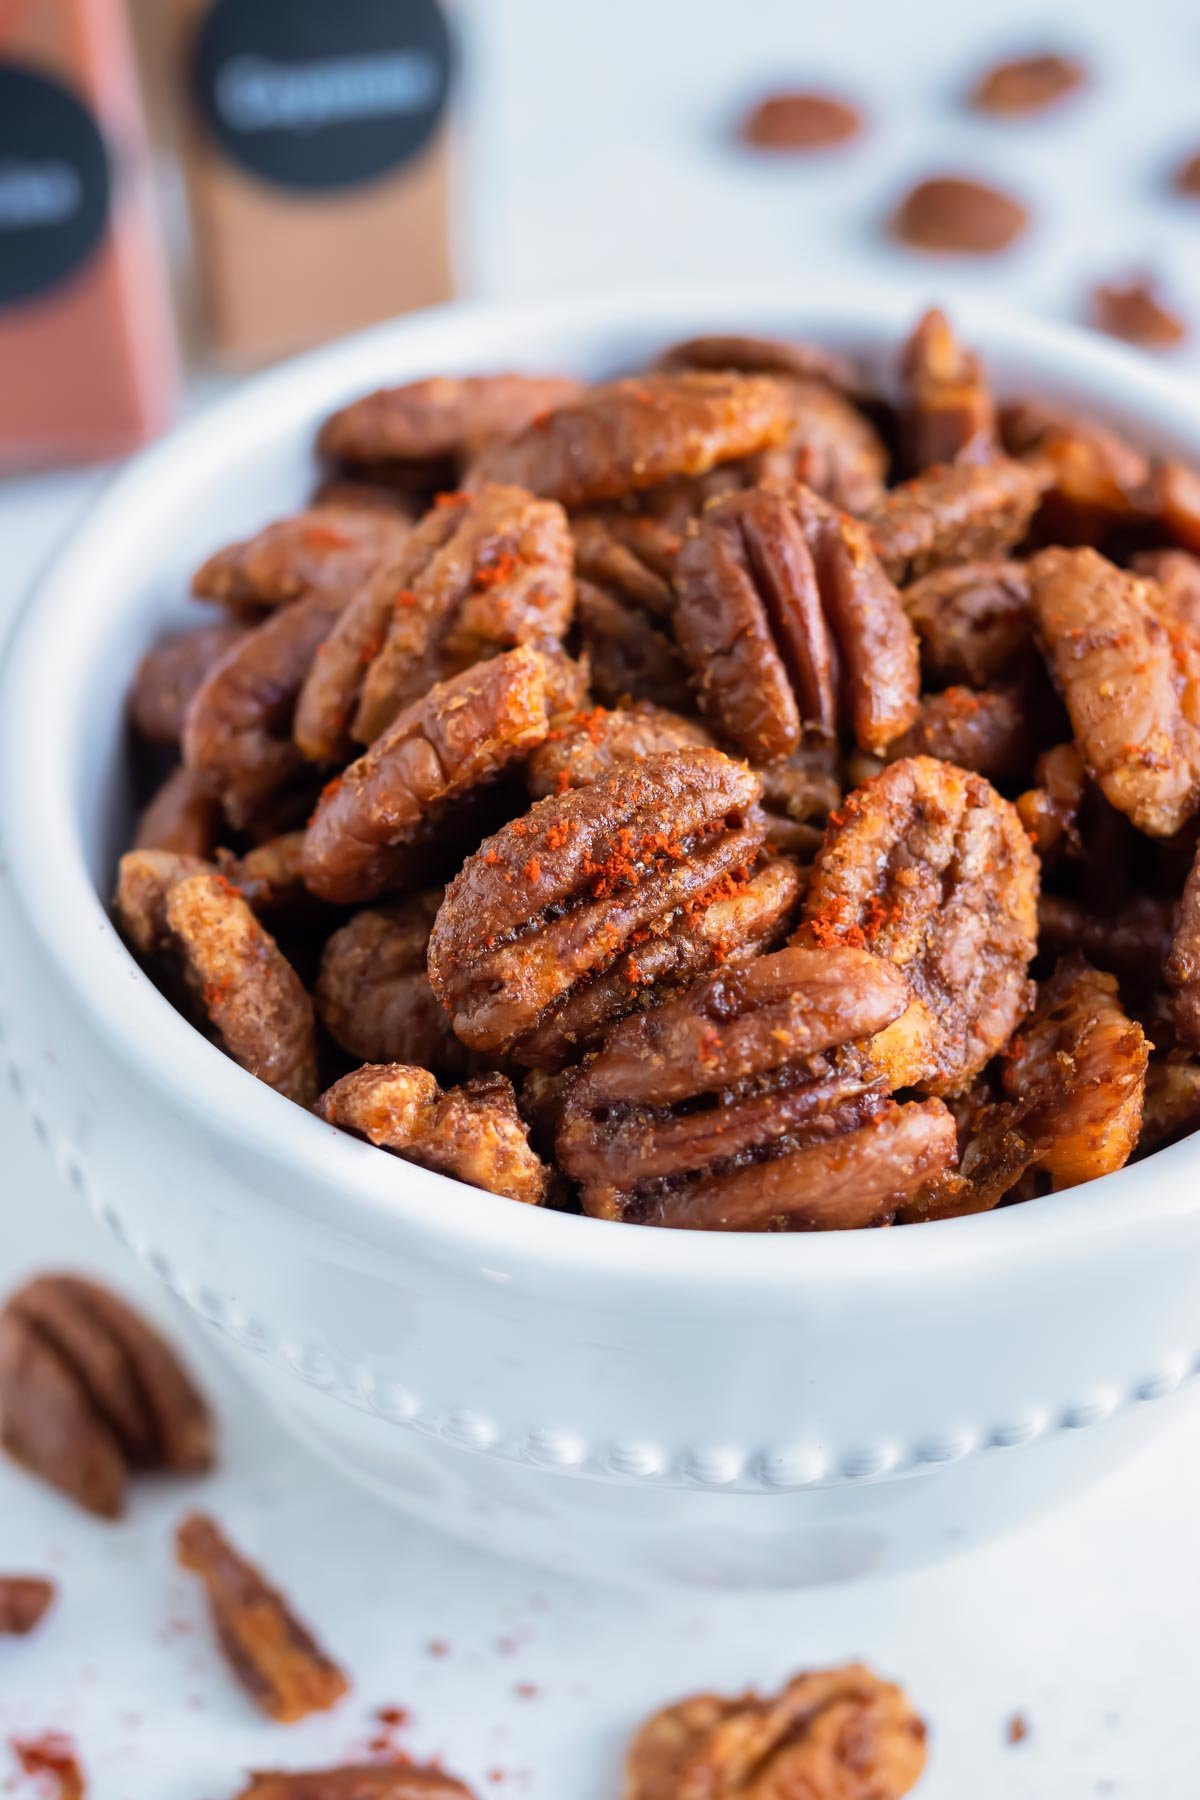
[0,63,112,311]
[192,0,453,194]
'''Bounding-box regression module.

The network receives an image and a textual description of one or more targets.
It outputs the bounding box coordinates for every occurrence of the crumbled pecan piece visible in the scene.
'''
[177,1513,348,1722]
[1175,150,1200,198]
[970,51,1085,114]
[1091,277,1187,350]
[675,483,919,759]
[558,944,953,1225]
[867,457,1047,584]
[183,593,344,829]
[216,832,310,917]
[1166,835,1200,1048]
[296,484,574,758]
[10,1734,84,1800]
[469,373,793,508]
[656,332,863,396]
[738,90,863,152]
[0,1274,213,1518]
[428,749,764,1056]
[885,684,1042,785]
[1016,742,1087,864]
[897,1096,1040,1222]
[134,765,223,858]
[318,374,583,470]
[1029,546,1200,837]
[901,560,1034,687]
[527,702,713,798]
[0,1577,55,1635]
[900,307,996,472]
[236,1765,475,1800]
[316,892,468,1076]
[130,621,247,748]
[115,852,318,1104]
[302,646,556,905]
[890,175,1029,254]
[193,507,410,614]
[318,1066,548,1204]
[625,1663,927,1800]
[801,756,1039,1093]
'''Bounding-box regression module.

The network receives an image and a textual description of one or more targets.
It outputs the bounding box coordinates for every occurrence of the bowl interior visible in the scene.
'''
[5,280,1200,1281]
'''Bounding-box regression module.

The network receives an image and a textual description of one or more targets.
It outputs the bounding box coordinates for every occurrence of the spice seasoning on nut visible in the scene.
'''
[890,177,1029,255]
[738,90,863,152]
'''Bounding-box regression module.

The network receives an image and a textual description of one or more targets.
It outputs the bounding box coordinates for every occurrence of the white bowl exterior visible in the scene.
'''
[3,285,1200,1585]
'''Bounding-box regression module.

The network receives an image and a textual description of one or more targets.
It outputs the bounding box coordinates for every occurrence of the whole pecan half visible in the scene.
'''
[301,645,557,905]
[317,1065,548,1204]
[318,373,583,470]
[315,891,468,1076]
[656,332,863,397]
[901,559,1034,687]
[296,484,574,759]
[867,456,1046,584]
[177,1513,348,1722]
[115,851,319,1105]
[134,765,223,859]
[558,945,953,1226]
[192,507,410,615]
[237,1766,475,1800]
[800,756,1039,1094]
[625,1663,927,1800]
[130,620,247,748]
[0,1274,213,1518]
[674,483,920,760]
[427,749,765,1057]
[571,509,692,710]
[899,307,996,472]
[884,683,1043,785]
[468,373,794,508]
[0,1576,55,1636]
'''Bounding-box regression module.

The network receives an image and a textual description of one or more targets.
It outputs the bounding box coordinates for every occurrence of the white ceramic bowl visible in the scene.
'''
[3,285,1200,1590]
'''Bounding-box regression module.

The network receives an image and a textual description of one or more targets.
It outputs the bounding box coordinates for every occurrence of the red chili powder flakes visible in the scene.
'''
[510,820,529,837]
[10,1734,85,1800]
[434,491,471,509]
[544,819,572,848]
[473,548,520,591]
[523,858,542,883]
[201,974,235,1011]
[625,959,646,987]
[359,631,385,664]
[394,588,420,610]
[302,524,351,550]
[483,850,501,865]
[321,774,344,802]
[576,707,608,746]
[1006,1712,1031,1745]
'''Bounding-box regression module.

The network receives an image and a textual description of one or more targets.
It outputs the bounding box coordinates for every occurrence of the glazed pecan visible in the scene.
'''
[134,765,222,858]
[897,1094,1041,1222]
[1091,277,1187,350]
[193,507,409,615]
[428,749,765,1056]
[216,832,310,917]
[183,593,343,829]
[315,892,468,1076]
[469,372,793,508]
[1139,1053,1200,1153]
[751,378,889,513]
[756,733,843,857]
[318,373,583,470]
[1029,546,1200,836]
[558,945,953,1226]
[970,51,1085,113]
[625,1664,927,1800]
[114,851,318,1105]
[1016,742,1087,863]
[130,620,247,747]
[738,90,863,153]
[801,756,1039,1093]
[885,684,1042,785]
[237,1766,474,1800]
[296,484,574,759]
[1040,892,1177,983]
[901,560,1034,687]
[890,175,1028,255]
[527,702,714,799]
[317,1065,548,1204]
[656,332,862,396]
[674,483,920,759]
[867,457,1046,584]
[1134,548,1200,636]
[0,1274,213,1519]
[571,510,692,709]
[0,1577,55,1635]
[1166,836,1200,1048]
[900,307,996,472]
[177,1513,348,1722]
[301,646,556,905]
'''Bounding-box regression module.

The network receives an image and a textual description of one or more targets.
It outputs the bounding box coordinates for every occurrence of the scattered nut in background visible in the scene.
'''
[969,51,1086,115]
[739,90,863,152]
[890,176,1029,254]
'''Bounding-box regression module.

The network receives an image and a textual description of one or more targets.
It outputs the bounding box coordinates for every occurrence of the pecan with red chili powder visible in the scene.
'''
[1139,1053,1200,1154]
[867,457,1047,584]
[318,374,583,473]
[0,1577,55,1635]
[901,560,1034,688]
[1166,836,1200,1049]
[193,507,410,616]
[625,1662,927,1799]
[316,891,468,1076]
[571,510,693,711]
[527,702,714,799]
[134,765,223,859]
[674,483,920,760]
[899,307,996,472]
[130,620,247,748]
[0,1274,212,1519]
[236,1765,476,1800]
[884,683,1044,786]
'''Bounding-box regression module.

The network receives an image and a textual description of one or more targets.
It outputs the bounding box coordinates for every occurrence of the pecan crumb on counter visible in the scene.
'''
[0,1577,56,1636]
[9,1734,86,1800]
[1090,278,1188,349]
[738,90,863,152]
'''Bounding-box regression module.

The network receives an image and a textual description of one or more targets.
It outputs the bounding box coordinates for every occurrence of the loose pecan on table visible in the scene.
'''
[889,175,1029,255]
[0,1576,55,1635]
[0,1275,212,1518]
[236,1766,475,1800]
[177,1512,348,1722]
[625,1663,927,1800]
[969,51,1085,114]
[738,90,863,152]
[1090,278,1187,351]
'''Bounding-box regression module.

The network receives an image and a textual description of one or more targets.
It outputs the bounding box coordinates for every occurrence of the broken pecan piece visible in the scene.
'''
[114,851,319,1105]
[885,684,1042,785]
[315,892,468,1076]
[0,1576,55,1635]
[656,331,862,396]
[1029,546,1200,837]
[900,307,996,472]
[177,1513,348,1722]
[0,1274,213,1519]
[318,373,583,470]
[193,507,410,615]
[130,620,247,748]
[236,1766,475,1800]
[801,756,1039,1094]
[558,945,953,1226]
[318,1066,548,1204]
[302,645,556,905]
[674,483,920,760]
[1139,1053,1200,1154]
[867,456,1046,584]
[901,559,1034,687]
[469,373,793,507]
[428,749,765,1056]
[625,1663,927,1800]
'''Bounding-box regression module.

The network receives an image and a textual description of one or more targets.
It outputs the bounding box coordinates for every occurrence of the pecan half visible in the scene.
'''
[183,593,344,829]
[890,175,1028,255]
[675,483,919,760]
[970,51,1085,114]
[656,332,863,396]
[216,832,310,917]
[801,756,1039,1094]
[1139,1053,1200,1154]
[237,1766,475,1800]
[867,457,1046,584]
[427,749,764,1056]
[901,559,1034,687]
[571,510,692,709]
[745,379,889,513]
[0,1576,55,1635]
[193,507,409,615]
[130,621,247,747]
[114,852,318,1105]
[900,307,996,472]
[1041,892,1177,983]
[1091,277,1187,351]
[301,646,556,905]
[1029,546,1200,837]
[738,90,863,153]
[1016,742,1087,864]
[625,1663,927,1800]
[1134,548,1200,636]
[296,485,574,759]
[885,684,1042,785]
[134,765,223,858]
[177,1513,348,1722]
[558,945,953,1226]
[527,702,714,799]
[0,1274,213,1518]
[315,892,468,1076]
[318,374,583,469]
[469,373,793,507]
[317,1066,548,1204]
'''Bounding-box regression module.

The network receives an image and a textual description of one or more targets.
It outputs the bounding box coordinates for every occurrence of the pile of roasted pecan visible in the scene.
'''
[116,309,1200,1229]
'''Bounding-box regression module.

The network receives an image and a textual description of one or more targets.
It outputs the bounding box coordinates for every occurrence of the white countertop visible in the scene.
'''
[5,0,1200,1791]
